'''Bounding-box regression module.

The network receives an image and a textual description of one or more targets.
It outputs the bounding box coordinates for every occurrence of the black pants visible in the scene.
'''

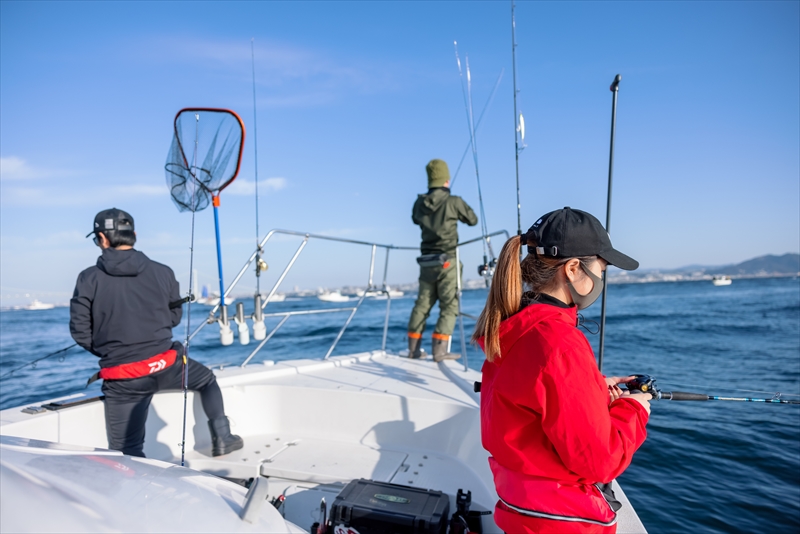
[101,356,224,457]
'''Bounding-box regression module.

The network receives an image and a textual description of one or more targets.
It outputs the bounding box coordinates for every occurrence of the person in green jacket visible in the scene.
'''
[408,159,479,361]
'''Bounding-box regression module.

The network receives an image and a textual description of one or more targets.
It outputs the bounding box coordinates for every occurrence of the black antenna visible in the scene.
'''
[597,74,621,373]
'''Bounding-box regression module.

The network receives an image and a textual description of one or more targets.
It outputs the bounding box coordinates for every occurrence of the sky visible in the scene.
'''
[1,1,798,305]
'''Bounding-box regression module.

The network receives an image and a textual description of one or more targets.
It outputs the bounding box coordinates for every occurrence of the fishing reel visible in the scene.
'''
[478,258,497,287]
[624,376,800,404]
[623,374,660,399]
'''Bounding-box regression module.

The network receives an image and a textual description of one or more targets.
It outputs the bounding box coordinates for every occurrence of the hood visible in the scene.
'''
[417,188,451,214]
[478,302,578,360]
[97,248,148,277]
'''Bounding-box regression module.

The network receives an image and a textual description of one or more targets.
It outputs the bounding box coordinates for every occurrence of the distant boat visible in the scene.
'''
[195,282,233,306]
[23,300,55,310]
[317,290,350,303]
[712,276,732,286]
[356,288,404,299]
[197,294,235,306]
[261,293,286,302]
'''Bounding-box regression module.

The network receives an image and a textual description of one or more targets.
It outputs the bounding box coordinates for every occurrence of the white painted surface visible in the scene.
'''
[0,352,648,533]
[0,436,305,533]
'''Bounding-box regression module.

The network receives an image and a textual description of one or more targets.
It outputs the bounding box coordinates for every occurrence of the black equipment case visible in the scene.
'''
[328,478,450,534]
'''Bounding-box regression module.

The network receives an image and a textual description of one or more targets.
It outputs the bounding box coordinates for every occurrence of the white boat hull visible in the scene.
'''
[317,291,350,302]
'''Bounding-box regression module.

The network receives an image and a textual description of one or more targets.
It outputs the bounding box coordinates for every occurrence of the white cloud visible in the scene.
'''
[113,184,165,196]
[1,182,168,206]
[1,230,86,246]
[0,157,28,179]
[139,37,403,107]
[0,156,72,181]
[225,177,287,196]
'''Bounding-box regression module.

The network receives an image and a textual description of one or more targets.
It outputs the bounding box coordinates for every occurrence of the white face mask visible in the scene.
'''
[566,261,604,310]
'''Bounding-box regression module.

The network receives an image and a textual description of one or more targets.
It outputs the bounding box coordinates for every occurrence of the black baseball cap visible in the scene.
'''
[523,207,639,270]
[86,208,135,238]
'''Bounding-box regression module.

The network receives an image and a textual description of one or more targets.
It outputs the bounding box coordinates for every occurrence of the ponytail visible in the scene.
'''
[472,236,523,362]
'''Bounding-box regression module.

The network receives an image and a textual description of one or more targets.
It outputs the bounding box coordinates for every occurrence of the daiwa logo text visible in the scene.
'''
[148,359,166,373]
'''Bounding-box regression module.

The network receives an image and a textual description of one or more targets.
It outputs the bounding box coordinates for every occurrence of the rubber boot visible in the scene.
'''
[208,416,244,457]
[408,335,424,359]
[432,336,461,362]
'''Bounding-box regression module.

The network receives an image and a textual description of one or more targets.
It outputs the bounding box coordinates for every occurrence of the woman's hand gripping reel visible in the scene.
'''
[624,375,710,401]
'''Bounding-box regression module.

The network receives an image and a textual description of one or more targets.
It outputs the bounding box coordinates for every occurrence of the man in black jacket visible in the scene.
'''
[70,208,243,458]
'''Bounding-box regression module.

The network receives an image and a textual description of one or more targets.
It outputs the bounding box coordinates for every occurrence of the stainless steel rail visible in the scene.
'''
[186,228,508,369]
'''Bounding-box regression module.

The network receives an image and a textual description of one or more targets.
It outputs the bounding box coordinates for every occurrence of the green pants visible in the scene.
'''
[407,261,462,337]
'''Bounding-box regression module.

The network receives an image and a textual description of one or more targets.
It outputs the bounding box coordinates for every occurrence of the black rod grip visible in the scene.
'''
[610,74,621,92]
[662,391,710,401]
[169,294,194,309]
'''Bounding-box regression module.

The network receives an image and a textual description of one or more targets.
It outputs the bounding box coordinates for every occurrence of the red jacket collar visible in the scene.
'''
[478,302,578,360]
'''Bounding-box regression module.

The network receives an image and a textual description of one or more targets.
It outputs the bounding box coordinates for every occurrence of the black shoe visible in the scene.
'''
[208,416,244,457]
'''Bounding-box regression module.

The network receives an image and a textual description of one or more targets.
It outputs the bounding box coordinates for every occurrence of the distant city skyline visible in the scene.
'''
[1,1,798,306]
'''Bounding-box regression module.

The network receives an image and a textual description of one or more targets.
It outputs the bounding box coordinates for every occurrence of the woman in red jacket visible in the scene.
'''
[473,207,651,534]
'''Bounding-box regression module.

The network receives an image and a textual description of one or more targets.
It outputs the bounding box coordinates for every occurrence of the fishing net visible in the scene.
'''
[165,108,245,212]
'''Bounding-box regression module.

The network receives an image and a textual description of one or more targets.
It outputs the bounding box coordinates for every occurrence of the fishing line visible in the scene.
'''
[454,42,494,262]
[451,69,504,187]
[466,57,494,261]
[0,343,78,380]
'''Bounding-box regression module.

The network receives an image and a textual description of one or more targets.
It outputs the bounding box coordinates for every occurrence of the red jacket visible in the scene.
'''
[479,301,648,528]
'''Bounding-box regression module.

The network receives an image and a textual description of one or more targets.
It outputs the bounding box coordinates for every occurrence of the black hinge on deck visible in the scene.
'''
[40,396,105,411]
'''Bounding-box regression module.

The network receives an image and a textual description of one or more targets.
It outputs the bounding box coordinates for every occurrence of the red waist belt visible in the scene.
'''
[98,349,178,380]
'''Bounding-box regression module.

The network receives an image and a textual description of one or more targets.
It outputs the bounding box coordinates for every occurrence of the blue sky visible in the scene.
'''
[1,1,798,305]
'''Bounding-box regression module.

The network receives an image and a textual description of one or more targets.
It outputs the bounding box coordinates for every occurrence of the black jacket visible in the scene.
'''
[69,248,181,368]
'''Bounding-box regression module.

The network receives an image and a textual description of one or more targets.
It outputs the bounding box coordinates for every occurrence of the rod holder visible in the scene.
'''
[235,302,250,345]
[219,306,233,346]
[252,294,266,341]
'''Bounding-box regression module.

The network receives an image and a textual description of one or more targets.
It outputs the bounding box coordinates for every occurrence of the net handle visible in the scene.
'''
[172,107,247,195]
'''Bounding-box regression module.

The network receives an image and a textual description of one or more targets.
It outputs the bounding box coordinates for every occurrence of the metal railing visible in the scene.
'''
[188,228,509,371]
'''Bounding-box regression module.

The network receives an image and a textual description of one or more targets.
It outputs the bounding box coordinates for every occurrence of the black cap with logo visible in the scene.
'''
[86,208,135,238]
[523,207,639,271]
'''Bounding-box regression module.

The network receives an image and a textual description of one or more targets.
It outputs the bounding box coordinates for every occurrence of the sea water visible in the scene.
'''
[1,277,798,533]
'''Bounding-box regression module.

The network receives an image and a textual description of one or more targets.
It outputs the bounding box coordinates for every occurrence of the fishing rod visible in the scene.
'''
[597,74,621,373]
[179,113,201,467]
[0,343,78,381]
[454,42,496,284]
[450,69,504,187]
[251,38,263,294]
[250,39,267,342]
[625,375,800,405]
[510,0,526,238]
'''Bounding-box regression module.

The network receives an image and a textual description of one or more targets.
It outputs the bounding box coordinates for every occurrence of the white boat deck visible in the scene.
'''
[0,350,648,533]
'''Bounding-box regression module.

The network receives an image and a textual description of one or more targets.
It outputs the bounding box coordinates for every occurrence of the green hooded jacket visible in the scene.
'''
[412,187,478,255]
